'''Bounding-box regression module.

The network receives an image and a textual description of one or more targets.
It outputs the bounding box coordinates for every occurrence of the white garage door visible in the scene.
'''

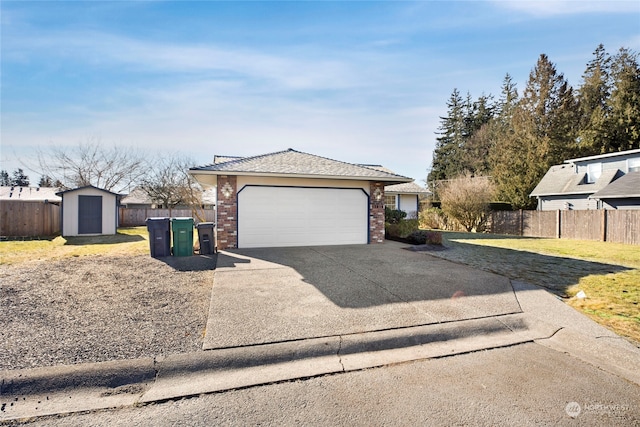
[238,186,368,248]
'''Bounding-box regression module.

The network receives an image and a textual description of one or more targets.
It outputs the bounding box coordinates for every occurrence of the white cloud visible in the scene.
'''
[494,0,639,17]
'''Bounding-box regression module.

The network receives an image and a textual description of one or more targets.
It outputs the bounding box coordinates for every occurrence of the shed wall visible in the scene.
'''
[62,188,117,236]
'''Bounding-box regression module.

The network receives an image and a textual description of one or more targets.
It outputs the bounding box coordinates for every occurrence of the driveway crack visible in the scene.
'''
[337,336,345,372]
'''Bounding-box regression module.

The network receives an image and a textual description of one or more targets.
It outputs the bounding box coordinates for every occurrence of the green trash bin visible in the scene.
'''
[171,217,194,257]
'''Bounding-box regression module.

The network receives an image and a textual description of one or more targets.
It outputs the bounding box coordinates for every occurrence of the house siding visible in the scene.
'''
[539,195,597,211]
[602,199,640,210]
[398,194,419,218]
[574,152,640,175]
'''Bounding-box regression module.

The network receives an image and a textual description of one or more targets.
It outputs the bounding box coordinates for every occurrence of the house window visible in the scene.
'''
[587,162,602,184]
[384,195,397,210]
[629,158,640,173]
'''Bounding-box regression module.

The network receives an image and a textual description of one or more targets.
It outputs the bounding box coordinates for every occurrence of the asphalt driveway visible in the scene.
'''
[204,241,521,349]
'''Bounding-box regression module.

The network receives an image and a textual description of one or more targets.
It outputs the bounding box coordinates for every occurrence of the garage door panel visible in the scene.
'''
[238,186,368,248]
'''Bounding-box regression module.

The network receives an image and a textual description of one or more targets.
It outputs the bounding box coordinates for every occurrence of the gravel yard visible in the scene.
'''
[1,254,215,370]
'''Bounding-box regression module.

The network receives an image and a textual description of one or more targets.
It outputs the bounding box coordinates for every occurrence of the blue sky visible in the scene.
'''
[1,1,639,184]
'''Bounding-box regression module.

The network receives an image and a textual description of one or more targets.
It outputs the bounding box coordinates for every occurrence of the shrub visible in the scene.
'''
[385,218,419,238]
[419,207,447,230]
[384,207,407,224]
[440,173,495,232]
[408,230,443,245]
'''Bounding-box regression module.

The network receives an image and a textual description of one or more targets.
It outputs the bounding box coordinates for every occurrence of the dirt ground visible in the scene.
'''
[0,254,215,370]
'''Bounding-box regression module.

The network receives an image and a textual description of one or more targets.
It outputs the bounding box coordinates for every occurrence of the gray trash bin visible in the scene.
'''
[196,222,216,255]
[146,217,171,258]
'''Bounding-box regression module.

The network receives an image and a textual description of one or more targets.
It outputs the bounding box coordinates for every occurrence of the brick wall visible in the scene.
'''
[369,181,385,244]
[216,175,237,249]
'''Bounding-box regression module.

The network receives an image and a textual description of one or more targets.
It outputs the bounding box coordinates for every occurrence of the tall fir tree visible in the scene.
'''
[577,44,612,155]
[428,88,466,182]
[493,54,578,209]
[608,47,640,152]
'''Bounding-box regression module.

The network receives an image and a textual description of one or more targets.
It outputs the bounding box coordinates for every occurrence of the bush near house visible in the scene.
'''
[384,207,407,224]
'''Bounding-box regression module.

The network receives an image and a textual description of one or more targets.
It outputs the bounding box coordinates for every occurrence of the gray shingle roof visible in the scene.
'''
[384,181,431,194]
[590,172,640,199]
[191,149,412,183]
[530,164,620,197]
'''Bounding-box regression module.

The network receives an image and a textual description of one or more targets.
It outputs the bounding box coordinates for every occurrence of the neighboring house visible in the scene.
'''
[56,186,121,236]
[120,186,216,209]
[384,181,431,218]
[0,186,61,204]
[530,148,640,210]
[189,148,412,249]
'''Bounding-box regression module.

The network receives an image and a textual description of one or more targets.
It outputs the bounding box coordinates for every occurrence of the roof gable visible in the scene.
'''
[530,165,620,197]
[191,149,412,183]
[56,185,122,197]
[384,181,431,195]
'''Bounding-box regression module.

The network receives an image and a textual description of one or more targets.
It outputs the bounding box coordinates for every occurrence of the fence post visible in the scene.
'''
[601,209,607,242]
[519,209,524,236]
[556,210,561,239]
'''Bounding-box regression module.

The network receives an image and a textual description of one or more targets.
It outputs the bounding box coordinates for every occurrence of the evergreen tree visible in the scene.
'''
[0,170,10,186]
[493,54,578,209]
[608,47,640,151]
[11,169,30,187]
[461,94,496,175]
[429,88,466,182]
[38,175,54,187]
[577,44,612,155]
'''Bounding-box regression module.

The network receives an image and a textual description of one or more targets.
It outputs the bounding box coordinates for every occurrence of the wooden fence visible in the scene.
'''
[490,210,640,245]
[0,201,61,238]
[119,207,216,227]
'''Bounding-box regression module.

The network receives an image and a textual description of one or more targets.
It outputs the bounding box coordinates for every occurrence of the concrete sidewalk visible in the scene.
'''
[2,245,639,422]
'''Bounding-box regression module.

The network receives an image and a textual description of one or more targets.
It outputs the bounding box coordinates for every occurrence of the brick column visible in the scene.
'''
[369,181,385,244]
[216,175,237,250]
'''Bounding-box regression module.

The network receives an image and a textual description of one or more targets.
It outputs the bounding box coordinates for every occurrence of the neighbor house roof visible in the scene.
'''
[530,164,621,197]
[590,172,640,199]
[190,149,413,183]
[0,186,61,202]
[565,148,640,164]
[384,181,431,195]
[121,187,216,206]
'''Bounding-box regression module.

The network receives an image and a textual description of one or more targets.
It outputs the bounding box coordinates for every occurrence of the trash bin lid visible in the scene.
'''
[196,222,215,228]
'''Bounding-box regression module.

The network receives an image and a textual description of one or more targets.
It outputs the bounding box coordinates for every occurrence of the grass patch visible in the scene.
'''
[436,232,640,344]
[0,227,150,265]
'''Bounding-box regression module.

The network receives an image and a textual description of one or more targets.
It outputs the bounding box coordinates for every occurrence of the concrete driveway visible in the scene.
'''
[204,241,522,349]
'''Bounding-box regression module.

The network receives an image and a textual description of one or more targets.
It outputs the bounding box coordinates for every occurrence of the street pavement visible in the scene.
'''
[1,242,639,424]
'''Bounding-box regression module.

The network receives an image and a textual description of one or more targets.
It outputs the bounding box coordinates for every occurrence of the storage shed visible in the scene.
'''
[56,186,121,236]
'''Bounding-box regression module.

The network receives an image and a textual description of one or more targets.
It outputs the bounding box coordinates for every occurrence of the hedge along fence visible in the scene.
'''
[489,210,640,245]
[0,201,61,238]
[119,207,216,227]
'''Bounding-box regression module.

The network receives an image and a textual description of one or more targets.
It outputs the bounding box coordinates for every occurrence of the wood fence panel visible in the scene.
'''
[490,211,522,235]
[119,208,216,227]
[0,201,61,237]
[522,210,556,238]
[606,210,640,245]
[560,210,602,241]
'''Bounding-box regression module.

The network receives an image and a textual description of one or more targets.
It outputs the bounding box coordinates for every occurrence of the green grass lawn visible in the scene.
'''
[432,231,640,344]
[0,227,150,265]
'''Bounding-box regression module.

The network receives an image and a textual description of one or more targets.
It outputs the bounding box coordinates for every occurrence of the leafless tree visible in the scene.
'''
[36,138,145,192]
[139,155,207,221]
[440,173,495,232]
